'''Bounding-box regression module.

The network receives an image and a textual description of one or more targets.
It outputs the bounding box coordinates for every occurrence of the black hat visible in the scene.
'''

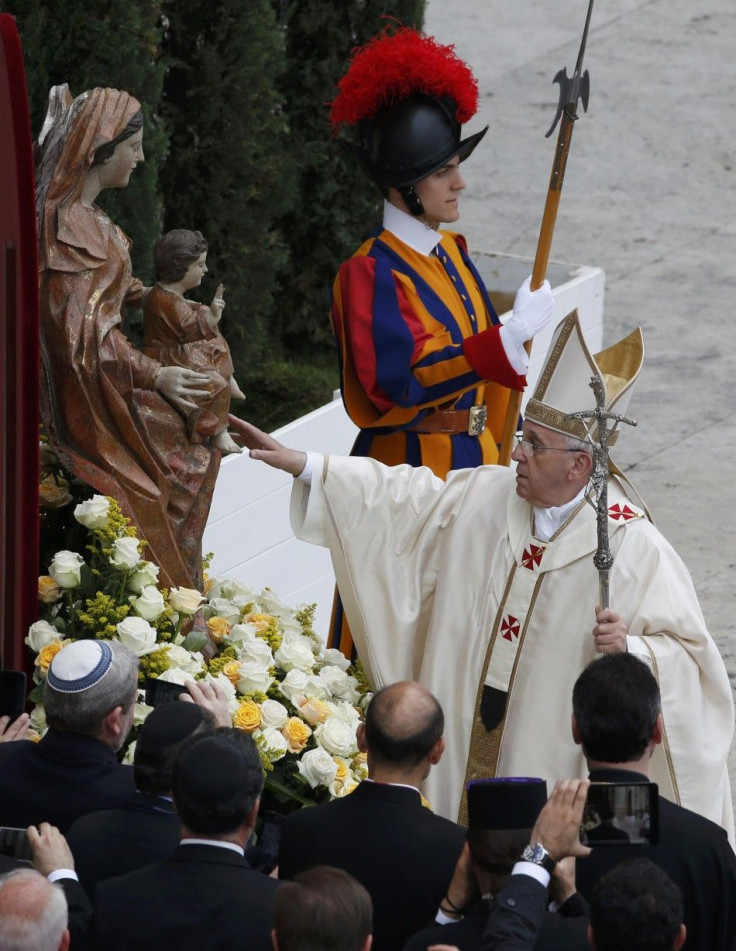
[137,701,206,753]
[467,777,548,830]
[346,93,487,189]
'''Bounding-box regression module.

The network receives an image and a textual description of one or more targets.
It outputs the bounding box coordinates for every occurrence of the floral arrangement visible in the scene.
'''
[28,491,371,811]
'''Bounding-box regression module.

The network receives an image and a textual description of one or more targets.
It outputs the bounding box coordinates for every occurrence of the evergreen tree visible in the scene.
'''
[273,0,426,355]
[159,0,295,368]
[5,0,168,283]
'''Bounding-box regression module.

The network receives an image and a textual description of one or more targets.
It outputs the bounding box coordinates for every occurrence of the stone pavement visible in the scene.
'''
[425,0,736,804]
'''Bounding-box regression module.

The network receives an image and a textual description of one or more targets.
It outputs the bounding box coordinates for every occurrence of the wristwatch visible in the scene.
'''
[520,842,556,873]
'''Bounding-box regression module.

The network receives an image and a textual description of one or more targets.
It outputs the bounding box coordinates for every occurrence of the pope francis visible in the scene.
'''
[230,312,734,839]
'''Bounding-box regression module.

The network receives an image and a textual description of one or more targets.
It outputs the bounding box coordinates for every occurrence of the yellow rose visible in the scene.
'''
[35,638,69,675]
[242,612,274,631]
[233,699,261,733]
[38,576,61,604]
[206,616,231,644]
[333,756,350,783]
[222,660,242,686]
[281,716,312,752]
[38,476,73,510]
[296,696,331,725]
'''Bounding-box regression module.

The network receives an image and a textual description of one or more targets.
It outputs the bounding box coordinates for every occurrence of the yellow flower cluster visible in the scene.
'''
[137,647,172,684]
[206,645,238,677]
[76,592,131,639]
[91,497,138,546]
[242,612,282,652]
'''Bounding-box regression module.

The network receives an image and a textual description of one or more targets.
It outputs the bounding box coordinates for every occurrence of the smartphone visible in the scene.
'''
[144,677,189,708]
[0,827,33,863]
[0,670,27,721]
[581,781,658,846]
[248,810,285,874]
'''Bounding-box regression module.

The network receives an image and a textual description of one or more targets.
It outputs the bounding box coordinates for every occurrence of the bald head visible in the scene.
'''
[0,868,69,951]
[363,681,444,768]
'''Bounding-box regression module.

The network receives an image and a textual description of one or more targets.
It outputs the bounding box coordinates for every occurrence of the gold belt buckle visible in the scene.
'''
[468,404,487,436]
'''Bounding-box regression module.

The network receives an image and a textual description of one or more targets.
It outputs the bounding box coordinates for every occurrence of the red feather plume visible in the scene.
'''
[330,27,479,131]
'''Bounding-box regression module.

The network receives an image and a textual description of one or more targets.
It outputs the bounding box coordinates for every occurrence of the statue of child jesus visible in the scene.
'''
[143,229,244,454]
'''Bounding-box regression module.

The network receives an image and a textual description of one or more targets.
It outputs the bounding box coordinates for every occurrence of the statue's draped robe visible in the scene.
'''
[38,88,218,588]
[292,456,734,839]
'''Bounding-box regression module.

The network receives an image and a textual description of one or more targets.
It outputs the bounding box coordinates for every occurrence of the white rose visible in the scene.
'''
[129,585,166,622]
[116,616,158,656]
[156,667,192,686]
[256,727,288,762]
[208,578,257,602]
[127,561,160,594]
[229,622,263,644]
[329,778,359,799]
[133,701,153,727]
[122,740,137,766]
[74,495,110,529]
[314,718,358,758]
[319,666,360,703]
[304,675,329,701]
[48,551,84,589]
[329,700,362,727]
[236,659,274,696]
[274,632,316,673]
[255,589,292,616]
[297,747,339,789]
[205,598,241,624]
[259,699,289,730]
[169,587,204,616]
[164,644,205,676]
[318,648,351,672]
[237,637,274,667]
[278,668,310,703]
[26,620,61,652]
[110,537,142,571]
[29,704,47,733]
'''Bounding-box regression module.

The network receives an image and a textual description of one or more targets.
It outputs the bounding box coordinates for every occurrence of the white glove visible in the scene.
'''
[504,276,555,349]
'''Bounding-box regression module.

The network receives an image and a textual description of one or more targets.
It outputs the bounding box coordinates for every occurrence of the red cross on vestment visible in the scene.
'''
[608,502,637,521]
[501,615,521,642]
[521,544,545,570]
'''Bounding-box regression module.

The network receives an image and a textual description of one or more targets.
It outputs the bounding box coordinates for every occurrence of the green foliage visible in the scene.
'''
[6,0,168,281]
[272,0,426,355]
[158,0,295,362]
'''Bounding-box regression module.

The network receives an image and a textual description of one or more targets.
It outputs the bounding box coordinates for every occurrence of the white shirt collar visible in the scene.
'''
[364,777,421,795]
[179,838,244,856]
[533,486,587,542]
[382,200,442,256]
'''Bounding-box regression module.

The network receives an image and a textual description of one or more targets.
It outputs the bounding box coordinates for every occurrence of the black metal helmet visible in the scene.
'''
[345,92,488,190]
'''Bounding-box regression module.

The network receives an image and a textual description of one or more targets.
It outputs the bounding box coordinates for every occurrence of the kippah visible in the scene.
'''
[138,702,206,751]
[47,640,113,693]
[467,777,548,830]
[175,735,250,803]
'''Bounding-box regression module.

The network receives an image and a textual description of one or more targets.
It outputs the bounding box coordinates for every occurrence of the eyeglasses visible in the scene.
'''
[513,432,581,457]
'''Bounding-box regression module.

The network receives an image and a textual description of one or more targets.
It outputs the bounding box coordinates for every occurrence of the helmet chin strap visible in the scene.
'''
[399,185,425,217]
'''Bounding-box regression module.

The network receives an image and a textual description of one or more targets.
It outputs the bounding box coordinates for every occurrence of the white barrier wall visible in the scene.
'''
[204,253,605,636]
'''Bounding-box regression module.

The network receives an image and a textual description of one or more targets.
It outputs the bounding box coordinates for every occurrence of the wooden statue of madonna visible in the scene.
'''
[35,85,233,591]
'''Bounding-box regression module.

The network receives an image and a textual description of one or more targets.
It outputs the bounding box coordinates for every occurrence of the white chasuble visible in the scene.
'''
[291,456,734,840]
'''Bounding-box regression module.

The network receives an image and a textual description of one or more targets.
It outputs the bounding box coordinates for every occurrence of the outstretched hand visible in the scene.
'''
[27,823,75,876]
[0,713,30,743]
[228,415,307,476]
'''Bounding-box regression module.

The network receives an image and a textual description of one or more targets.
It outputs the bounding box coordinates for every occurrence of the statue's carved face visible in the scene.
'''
[180,253,208,293]
[99,129,145,190]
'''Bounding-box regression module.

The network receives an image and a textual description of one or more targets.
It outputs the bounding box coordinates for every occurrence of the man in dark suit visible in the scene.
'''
[404,778,590,951]
[572,654,736,951]
[66,701,214,893]
[278,681,466,951]
[93,728,280,951]
[0,641,138,832]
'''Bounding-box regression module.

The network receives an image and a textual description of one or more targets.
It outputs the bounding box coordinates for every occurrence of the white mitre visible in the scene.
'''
[524,309,644,448]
